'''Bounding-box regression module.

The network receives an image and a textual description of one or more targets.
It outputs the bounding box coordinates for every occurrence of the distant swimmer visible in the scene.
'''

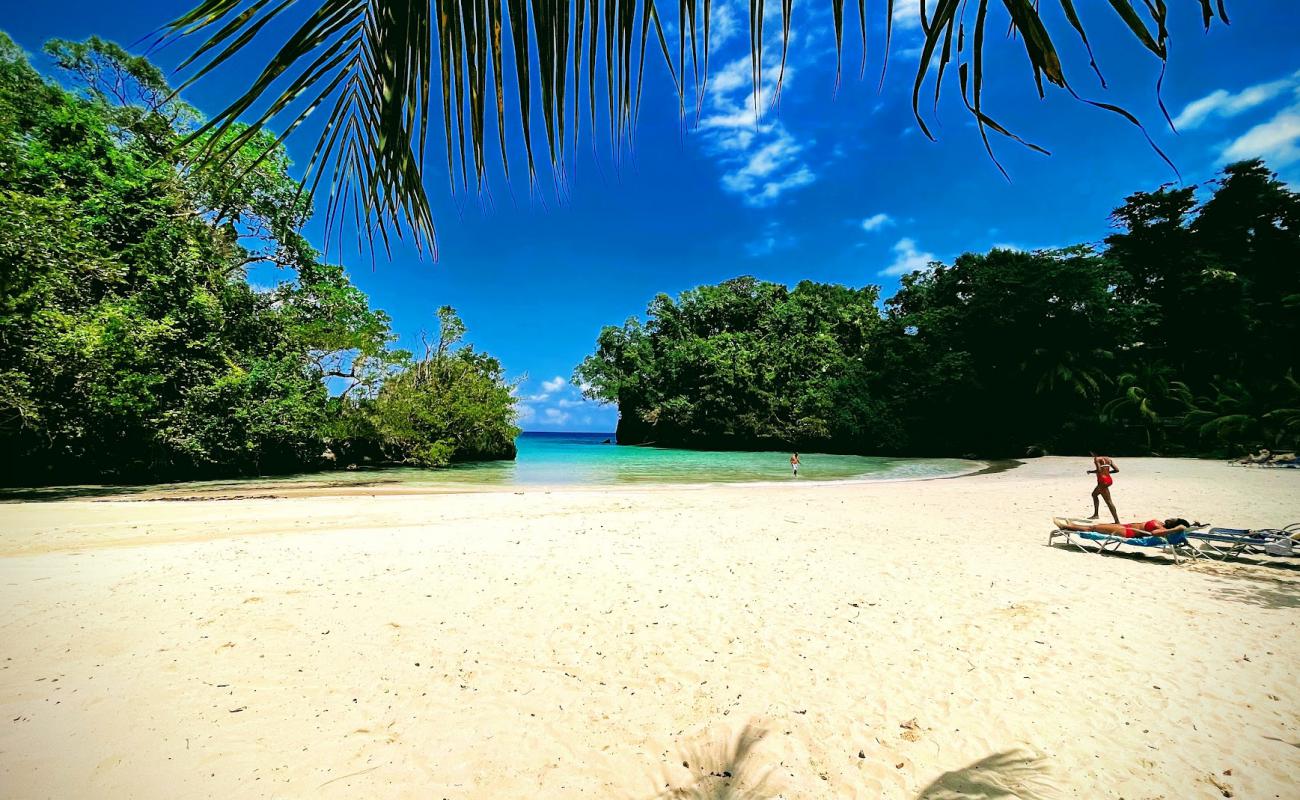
[790,452,800,477]
[1087,452,1120,523]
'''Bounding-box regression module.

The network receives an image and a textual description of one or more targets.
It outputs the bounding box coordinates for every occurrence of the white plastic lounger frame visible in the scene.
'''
[1187,523,1300,561]
[1047,528,1201,564]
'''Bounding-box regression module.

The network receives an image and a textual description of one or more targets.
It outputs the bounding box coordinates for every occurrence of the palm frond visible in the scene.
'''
[157,1,1231,255]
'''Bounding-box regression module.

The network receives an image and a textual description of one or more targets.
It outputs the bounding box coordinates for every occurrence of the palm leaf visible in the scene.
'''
[158,1,1231,255]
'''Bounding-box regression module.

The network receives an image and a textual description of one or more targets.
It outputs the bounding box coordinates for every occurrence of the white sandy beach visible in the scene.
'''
[1,456,1297,799]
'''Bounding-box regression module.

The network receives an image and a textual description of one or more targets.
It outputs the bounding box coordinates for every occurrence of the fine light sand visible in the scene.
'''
[1,457,1297,799]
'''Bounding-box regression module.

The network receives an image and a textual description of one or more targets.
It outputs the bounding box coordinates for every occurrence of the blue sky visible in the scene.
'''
[6,2,1300,431]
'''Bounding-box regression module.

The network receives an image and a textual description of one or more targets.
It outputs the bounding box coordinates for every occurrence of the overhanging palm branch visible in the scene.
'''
[156,1,1231,256]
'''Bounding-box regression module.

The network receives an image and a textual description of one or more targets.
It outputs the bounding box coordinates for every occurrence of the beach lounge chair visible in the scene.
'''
[1047,527,1201,563]
[1185,524,1300,560]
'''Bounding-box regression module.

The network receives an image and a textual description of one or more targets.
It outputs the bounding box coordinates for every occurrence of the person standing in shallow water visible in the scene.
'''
[790,452,800,477]
[1087,452,1120,523]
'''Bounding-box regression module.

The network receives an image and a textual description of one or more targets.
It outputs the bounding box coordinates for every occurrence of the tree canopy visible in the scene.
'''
[577,159,1300,458]
[0,35,519,485]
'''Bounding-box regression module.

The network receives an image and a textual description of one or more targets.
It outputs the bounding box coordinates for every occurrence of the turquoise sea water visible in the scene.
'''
[225,432,979,488]
[3,433,983,499]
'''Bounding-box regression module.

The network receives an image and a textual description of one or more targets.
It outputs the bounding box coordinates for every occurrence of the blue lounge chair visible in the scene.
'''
[1185,523,1299,560]
[1048,527,1200,563]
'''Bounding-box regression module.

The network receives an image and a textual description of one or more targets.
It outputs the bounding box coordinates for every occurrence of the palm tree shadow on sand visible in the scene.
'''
[639,724,1060,800]
[915,750,1061,800]
[641,722,774,800]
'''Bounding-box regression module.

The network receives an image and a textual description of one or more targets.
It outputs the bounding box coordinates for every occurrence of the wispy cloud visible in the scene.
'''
[710,3,741,50]
[516,375,612,430]
[860,213,894,232]
[1173,70,1300,130]
[879,237,937,277]
[698,56,816,205]
[892,0,923,30]
[1220,106,1300,168]
[746,220,797,257]
[515,404,537,424]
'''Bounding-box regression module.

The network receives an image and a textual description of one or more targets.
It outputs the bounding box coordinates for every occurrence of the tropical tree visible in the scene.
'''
[575,277,895,451]
[0,35,521,484]
[157,2,1231,253]
[1100,364,1193,453]
[369,306,521,466]
[875,246,1136,455]
[1183,372,1300,455]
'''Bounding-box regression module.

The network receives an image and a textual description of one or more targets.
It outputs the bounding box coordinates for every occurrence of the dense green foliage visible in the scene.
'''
[574,280,898,452]
[350,307,520,467]
[0,35,517,485]
[578,161,1300,458]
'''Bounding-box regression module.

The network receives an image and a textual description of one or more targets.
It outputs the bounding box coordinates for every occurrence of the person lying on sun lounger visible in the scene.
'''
[1053,517,1194,539]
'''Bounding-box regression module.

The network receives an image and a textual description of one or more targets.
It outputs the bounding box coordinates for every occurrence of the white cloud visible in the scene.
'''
[1220,105,1300,168]
[514,373,618,430]
[879,237,937,277]
[1173,70,1300,130]
[861,213,893,232]
[710,3,741,50]
[892,0,923,31]
[697,55,816,205]
[886,3,926,62]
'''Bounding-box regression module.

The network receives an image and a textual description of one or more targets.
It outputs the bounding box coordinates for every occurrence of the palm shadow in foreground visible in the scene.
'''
[645,721,774,800]
[915,750,1061,800]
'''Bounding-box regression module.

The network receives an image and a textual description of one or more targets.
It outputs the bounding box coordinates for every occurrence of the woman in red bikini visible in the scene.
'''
[1087,453,1120,523]
[1054,517,1193,538]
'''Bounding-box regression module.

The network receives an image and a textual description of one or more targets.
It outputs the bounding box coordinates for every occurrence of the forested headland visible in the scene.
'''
[576,160,1300,458]
[0,36,518,486]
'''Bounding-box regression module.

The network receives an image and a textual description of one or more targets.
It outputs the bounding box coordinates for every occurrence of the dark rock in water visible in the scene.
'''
[1025,445,1046,458]
[451,438,517,462]
[602,438,612,444]
[961,453,979,461]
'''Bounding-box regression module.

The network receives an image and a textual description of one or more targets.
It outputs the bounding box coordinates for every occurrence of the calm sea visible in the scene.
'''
[4,433,984,498]
[223,431,978,488]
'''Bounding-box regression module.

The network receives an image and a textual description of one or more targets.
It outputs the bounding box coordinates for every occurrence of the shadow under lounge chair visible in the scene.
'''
[1048,527,1201,563]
